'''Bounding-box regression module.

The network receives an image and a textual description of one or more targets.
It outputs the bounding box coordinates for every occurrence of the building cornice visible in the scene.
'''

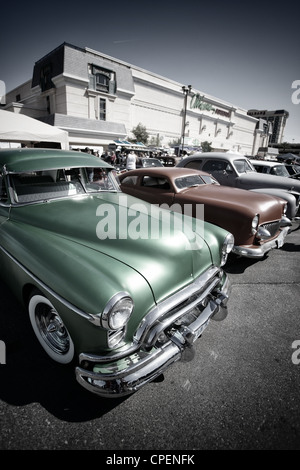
[52,73,89,88]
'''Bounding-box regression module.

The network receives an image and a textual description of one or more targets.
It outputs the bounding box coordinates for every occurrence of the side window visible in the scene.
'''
[121,176,138,186]
[225,163,233,173]
[185,160,202,170]
[141,176,170,189]
[156,178,170,190]
[0,175,8,202]
[141,176,159,187]
[202,160,228,173]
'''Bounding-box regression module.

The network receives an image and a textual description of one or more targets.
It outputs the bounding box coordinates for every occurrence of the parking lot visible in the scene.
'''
[0,222,299,450]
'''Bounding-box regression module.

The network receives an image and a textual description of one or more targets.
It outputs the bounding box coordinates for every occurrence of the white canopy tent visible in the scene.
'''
[0,110,69,150]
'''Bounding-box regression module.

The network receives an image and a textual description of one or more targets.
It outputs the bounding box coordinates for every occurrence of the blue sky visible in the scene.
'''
[1,0,299,142]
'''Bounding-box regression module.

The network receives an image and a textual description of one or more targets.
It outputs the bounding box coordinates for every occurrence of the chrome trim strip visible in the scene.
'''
[76,341,182,397]
[79,342,140,364]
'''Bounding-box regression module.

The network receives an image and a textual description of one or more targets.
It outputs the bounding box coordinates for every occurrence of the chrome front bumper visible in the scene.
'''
[232,225,290,259]
[75,271,230,397]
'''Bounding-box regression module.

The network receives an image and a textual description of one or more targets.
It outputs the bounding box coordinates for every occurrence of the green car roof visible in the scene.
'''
[0,148,113,173]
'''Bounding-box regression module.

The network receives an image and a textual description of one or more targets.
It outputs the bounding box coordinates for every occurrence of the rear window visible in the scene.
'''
[175,175,205,190]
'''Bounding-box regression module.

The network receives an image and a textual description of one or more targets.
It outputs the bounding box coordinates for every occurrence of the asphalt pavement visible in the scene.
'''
[0,222,299,451]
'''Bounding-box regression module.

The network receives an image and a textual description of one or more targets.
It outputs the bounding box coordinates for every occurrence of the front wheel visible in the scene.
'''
[28,292,75,364]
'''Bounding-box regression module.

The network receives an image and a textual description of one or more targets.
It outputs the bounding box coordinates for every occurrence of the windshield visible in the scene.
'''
[270,165,290,177]
[85,168,120,192]
[9,167,120,204]
[233,159,255,174]
[142,158,164,167]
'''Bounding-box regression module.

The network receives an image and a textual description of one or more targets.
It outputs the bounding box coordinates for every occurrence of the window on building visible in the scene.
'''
[40,64,52,92]
[96,73,109,93]
[88,65,116,94]
[46,95,50,114]
[100,98,106,121]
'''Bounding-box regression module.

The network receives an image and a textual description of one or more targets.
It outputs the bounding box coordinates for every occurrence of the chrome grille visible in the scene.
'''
[134,266,223,347]
[261,220,280,238]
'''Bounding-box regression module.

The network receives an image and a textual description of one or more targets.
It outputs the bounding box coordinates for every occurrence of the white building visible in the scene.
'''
[4,42,265,155]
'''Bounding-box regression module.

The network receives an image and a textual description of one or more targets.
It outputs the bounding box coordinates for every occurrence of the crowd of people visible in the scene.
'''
[76,146,175,171]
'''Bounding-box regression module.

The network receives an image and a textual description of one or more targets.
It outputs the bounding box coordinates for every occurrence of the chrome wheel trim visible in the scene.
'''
[28,294,74,364]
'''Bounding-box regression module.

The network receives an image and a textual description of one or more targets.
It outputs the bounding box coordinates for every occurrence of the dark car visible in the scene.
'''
[137,157,164,168]
[177,152,300,220]
[158,156,178,167]
[119,167,291,259]
[250,160,291,178]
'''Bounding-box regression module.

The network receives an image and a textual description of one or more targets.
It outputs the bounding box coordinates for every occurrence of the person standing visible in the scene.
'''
[126,150,137,170]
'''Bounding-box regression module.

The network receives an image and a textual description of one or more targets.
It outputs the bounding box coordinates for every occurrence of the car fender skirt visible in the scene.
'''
[75,287,229,397]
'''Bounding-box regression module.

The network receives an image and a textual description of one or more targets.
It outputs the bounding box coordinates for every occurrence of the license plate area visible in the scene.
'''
[192,318,210,342]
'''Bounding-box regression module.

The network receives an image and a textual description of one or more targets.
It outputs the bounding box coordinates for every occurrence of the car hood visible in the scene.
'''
[179,184,284,220]
[7,193,215,304]
[237,172,300,193]
[176,185,286,245]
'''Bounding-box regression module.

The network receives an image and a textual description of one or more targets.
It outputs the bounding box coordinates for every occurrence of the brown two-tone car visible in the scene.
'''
[119,167,291,259]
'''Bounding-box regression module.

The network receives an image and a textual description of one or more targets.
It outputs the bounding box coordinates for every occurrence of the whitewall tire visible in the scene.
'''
[28,293,75,364]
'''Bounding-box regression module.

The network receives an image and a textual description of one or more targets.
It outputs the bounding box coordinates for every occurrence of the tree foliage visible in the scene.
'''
[201,141,212,152]
[130,123,149,145]
[149,134,163,147]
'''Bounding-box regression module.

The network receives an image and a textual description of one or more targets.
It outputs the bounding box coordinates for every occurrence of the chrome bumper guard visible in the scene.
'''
[75,270,230,397]
[232,225,290,259]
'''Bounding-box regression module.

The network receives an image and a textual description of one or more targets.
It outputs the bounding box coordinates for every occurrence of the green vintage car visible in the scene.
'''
[0,148,233,397]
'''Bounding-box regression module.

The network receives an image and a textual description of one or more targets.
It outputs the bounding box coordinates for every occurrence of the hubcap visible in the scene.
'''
[36,305,70,355]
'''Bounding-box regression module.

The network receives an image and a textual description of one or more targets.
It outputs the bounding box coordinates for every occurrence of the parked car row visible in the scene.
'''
[119,167,291,259]
[1,148,298,399]
[177,152,300,220]
[251,159,300,180]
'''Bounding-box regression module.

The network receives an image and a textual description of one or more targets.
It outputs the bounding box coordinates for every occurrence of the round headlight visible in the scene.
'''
[102,292,134,330]
[221,232,234,266]
[251,215,259,234]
